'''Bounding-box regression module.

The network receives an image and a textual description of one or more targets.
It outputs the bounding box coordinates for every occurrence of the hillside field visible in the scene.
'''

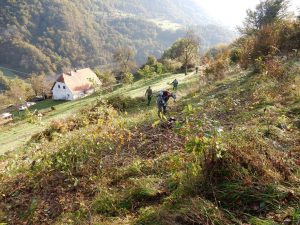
[0,60,299,224]
[0,72,197,154]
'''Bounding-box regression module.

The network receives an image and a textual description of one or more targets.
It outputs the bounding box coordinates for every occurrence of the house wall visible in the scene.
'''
[72,89,95,100]
[52,82,74,100]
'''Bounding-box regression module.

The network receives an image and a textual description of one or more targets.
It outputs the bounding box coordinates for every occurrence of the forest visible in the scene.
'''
[0,0,235,77]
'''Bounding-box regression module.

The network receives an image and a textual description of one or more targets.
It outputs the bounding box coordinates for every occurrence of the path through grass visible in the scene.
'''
[0,72,197,154]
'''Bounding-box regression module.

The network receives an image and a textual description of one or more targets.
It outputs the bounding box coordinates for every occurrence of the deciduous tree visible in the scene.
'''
[162,30,200,75]
[113,47,136,82]
[123,72,134,85]
[28,73,47,96]
[0,72,34,106]
[94,70,116,87]
[181,30,200,75]
[241,0,289,34]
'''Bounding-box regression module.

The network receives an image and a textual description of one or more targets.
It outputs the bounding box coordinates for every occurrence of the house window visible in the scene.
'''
[58,85,61,88]
[63,86,66,89]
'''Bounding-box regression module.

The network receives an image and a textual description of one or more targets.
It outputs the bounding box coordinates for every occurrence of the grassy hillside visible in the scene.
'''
[0,68,16,79]
[0,72,195,154]
[0,59,299,224]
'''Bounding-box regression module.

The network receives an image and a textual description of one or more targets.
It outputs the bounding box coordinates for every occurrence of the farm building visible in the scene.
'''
[0,112,12,125]
[0,113,12,120]
[52,68,102,101]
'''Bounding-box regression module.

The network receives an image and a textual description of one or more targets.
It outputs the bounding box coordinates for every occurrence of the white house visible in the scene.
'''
[52,68,102,101]
[0,112,12,125]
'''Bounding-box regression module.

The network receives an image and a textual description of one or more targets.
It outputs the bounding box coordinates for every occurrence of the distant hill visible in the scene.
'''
[0,67,18,91]
[0,0,236,77]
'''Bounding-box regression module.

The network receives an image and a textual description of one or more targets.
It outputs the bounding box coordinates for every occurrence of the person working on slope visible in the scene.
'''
[145,86,153,106]
[171,79,178,91]
[157,90,176,117]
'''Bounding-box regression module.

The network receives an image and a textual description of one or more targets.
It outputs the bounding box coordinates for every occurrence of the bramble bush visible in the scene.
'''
[31,102,118,142]
[94,69,117,87]
[137,56,167,79]
[264,57,285,79]
[107,95,145,112]
[204,45,230,81]
[137,65,156,78]
[233,20,300,71]
[123,72,134,84]
[161,58,182,73]
[204,58,229,81]
[229,48,241,64]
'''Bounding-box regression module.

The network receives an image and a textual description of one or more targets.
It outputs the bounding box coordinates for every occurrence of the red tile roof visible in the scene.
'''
[53,68,101,93]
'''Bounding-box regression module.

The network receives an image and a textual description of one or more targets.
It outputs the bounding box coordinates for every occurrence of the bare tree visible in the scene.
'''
[113,47,136,81]
[181,30,200,75]
[28,73,47,96]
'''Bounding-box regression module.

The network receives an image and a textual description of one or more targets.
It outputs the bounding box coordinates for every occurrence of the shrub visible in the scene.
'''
[137,65,156,78]
[204,46,230,80]
[238,37,256,69]
[123,72,134,84]
[49,119,68,134]
[146,55,157,66]
[229,48,241,63]
[94,69,116,87]
[253,24,280,58]
[264,58,285,79]
[235,21,300,70]
[107,95,145,111]
[92,191,117,216]
[205,44,229,60]
[278,20,300,54]
[204,58,229,81]
[161,59,182,73]
[30,104,118,142]
[137,56,167,78]
[254,56,265,73]
[155,62,165,75]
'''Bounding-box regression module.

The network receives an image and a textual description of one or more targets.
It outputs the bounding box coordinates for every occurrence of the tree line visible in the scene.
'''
[203,0,300,81]
[0,73,49,110]
[108,29,200,84]
[0,0,235,77]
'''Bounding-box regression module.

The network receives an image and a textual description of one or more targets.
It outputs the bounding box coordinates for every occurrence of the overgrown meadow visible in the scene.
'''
[1,0,300,223]
[1,57,299,224]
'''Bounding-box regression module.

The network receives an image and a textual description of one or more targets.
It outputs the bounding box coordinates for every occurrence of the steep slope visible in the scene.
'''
[98,0,213,24]
[0,72,193,154]
[0,60,299,224]
[0,0,235,77]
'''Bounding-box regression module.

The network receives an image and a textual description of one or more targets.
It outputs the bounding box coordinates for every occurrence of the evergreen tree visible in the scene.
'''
[241,0,289,34]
